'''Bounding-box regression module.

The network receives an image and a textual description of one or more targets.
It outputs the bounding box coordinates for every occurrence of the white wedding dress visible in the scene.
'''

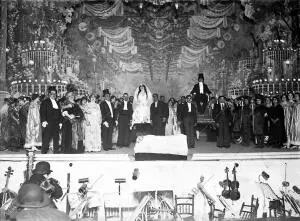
[132,86,152,125]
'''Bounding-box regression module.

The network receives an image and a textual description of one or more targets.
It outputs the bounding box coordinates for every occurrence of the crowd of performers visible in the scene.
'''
[0,82,300,153]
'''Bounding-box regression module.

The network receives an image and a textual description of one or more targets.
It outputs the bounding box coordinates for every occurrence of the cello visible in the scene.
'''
[221,167,231,199]
[230,163,240,201]
[0,167,17,207]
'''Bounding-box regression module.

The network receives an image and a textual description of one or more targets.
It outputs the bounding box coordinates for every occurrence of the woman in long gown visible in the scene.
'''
[24,94,42,150]
[131,84,152,126]
[290,93,300,149]
[61,91,84,153]
[165,99,177,135]
[281,93,294,148]
[83,94,102,152]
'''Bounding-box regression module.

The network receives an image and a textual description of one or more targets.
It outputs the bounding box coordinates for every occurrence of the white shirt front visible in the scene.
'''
[50,98,59,109]
[199,82,204,94]
[155,101,158,108]
[188,103,191,112]
[105,100,113,118]
[221,103,224,110]
[124,101,128,110]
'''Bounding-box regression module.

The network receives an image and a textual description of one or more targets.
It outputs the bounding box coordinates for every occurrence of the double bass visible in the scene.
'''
[221,167,231,199]
[230,163,240,201]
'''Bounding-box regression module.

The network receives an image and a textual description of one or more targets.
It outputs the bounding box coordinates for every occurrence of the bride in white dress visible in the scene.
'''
[131,84,152,126]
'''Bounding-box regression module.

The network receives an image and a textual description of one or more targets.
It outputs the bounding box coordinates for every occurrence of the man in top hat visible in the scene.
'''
[14,184,71,221]
[40,86,62,154]
[100,89,116,151]
[26,161,63,201]
[190,73,211,114]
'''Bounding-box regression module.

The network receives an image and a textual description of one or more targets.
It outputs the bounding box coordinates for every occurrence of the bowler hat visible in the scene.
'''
[103,89,110,97]
[198,73,204,80]
[16,184,50,208]
[32,161,53,175]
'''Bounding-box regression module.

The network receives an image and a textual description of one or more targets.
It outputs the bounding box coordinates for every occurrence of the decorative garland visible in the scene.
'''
[83,0,123,17]
[190,16,228,29]
[188,27,221,40]
[203,2,235,17]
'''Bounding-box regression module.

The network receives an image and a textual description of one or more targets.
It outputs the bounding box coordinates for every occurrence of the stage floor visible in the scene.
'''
[0,136,299,161]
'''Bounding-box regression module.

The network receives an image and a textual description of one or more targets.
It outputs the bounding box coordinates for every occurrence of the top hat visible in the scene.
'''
[16,184,50,208]
[103,89,110,97]
[198,73,204,80]
[32,161,53,175]
[47,86,57,93]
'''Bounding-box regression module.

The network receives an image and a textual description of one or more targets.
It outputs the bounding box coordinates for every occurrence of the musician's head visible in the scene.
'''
[47,86,57,100]
[198,73,204,83]
[33,161,53,177]
[218,96,225,104]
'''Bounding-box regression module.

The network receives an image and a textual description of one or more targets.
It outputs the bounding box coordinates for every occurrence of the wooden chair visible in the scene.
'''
[239,195,259,219]
[104,203,122,221]
[175,195,195,221]
[269,196,291,218]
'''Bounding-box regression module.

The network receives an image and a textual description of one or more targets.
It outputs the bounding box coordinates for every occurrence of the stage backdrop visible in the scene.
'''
[0,156,299,220]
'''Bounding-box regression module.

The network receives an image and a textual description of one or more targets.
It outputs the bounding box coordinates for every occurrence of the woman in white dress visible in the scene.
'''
[131,84,152,126]
[165,99,178,135]
[83,94,102,152]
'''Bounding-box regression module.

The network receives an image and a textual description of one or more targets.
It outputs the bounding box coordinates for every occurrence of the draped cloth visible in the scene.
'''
[132,85,152,125]
[24,102,42,149]
[83,0,123,17]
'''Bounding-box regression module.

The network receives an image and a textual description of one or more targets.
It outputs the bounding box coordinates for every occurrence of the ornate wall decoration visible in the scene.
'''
[82,0,124,17]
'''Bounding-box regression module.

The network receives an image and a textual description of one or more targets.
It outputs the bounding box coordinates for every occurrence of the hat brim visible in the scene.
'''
[16,192,51,208]
[32,169,53,175]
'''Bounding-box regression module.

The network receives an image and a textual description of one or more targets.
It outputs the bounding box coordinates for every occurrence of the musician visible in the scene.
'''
[26,161,63,201]
[190,73,211,114]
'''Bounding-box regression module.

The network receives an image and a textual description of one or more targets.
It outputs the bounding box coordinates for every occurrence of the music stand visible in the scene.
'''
[115,178,126,195]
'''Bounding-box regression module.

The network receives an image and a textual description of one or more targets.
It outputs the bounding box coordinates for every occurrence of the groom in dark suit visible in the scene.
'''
[40,86,62,154]
[100,89,115,151]
[116,93,133,147]
[190,73,211,114]
[177,95,197,149]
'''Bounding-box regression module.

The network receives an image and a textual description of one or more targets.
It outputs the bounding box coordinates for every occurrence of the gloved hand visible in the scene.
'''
[103,121,109,128]
[42,121,48,128]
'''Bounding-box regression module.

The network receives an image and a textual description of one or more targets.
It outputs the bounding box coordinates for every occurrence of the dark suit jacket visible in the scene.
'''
[190,83,211,103]
[116,101,133,121]
[177,102,197,124]
[160,101,169,119]
[212,103,232,123]
[150,101,164,122]
[100,101,114,123]
[40,98,62,124]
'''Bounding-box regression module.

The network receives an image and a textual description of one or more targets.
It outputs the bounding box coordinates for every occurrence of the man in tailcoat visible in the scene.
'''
[150,93,166,136]
[40,86,62,154]
[190,73,211,114]
[116,93,133,147]
[159,95,169,135]
[100,89,116,151]
[177,95,197,149]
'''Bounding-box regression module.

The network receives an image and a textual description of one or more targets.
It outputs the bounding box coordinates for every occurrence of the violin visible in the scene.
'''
[230,163,240,201]
[221,167,232,199]
[0,167,17,208]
